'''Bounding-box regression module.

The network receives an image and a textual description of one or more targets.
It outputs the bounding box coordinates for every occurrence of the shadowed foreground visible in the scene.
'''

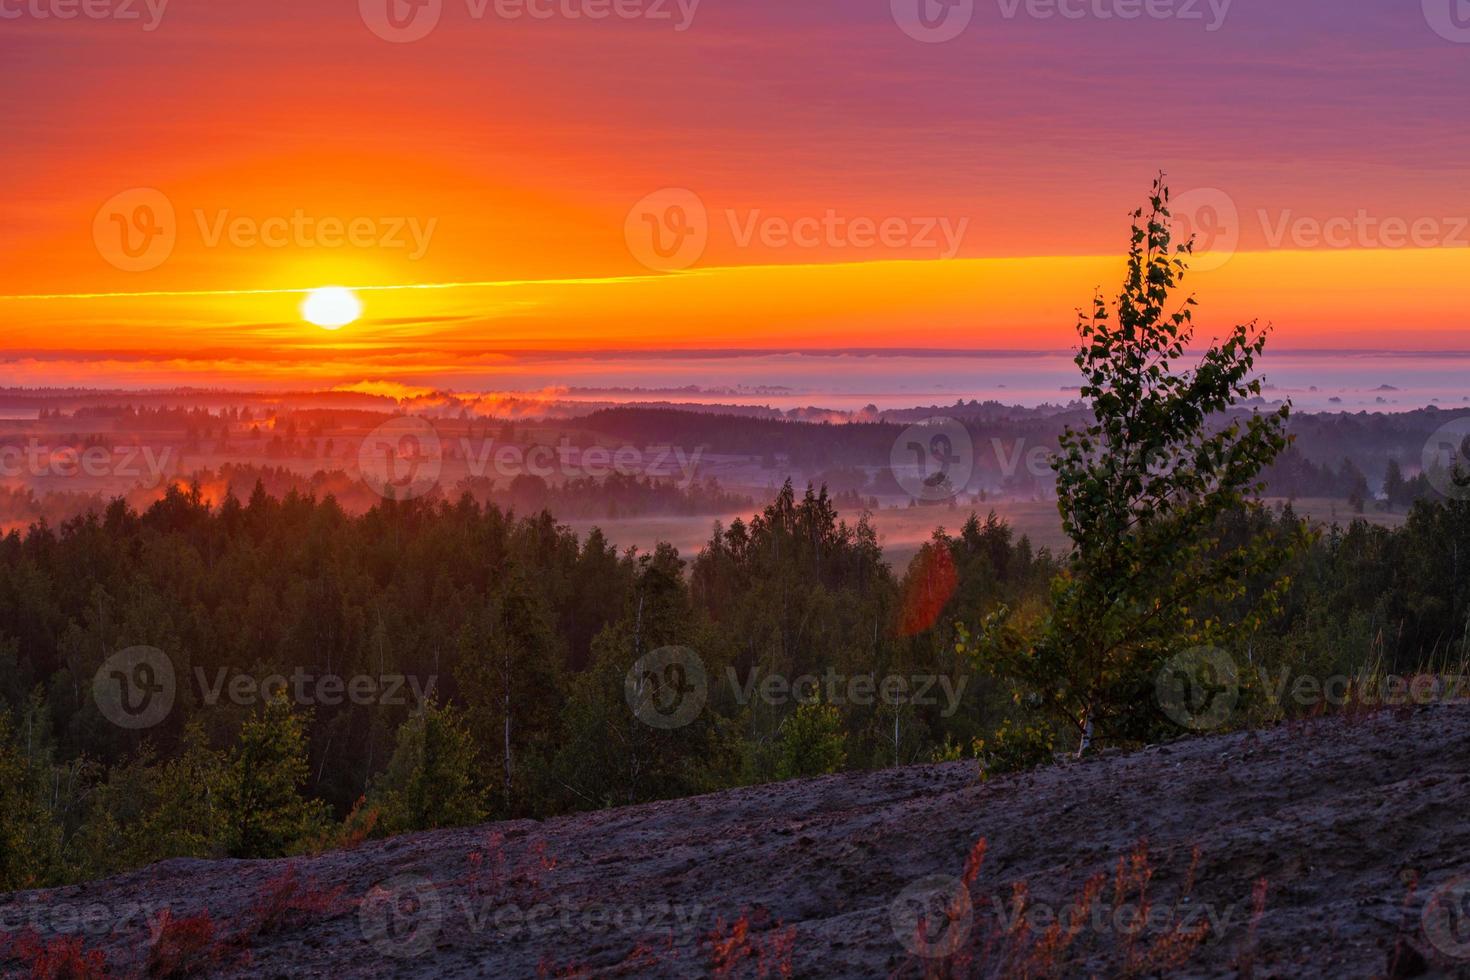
[7,704,1470,978]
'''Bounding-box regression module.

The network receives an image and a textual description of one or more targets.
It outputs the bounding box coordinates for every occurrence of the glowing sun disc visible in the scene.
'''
[302,286,362,329]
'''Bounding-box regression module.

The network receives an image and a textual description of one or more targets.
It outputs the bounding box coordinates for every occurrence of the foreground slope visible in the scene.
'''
[7,704,1470,978]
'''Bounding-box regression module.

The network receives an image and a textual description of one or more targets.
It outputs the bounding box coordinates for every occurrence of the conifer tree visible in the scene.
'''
[371,698,487,834]
[221,694,328,859]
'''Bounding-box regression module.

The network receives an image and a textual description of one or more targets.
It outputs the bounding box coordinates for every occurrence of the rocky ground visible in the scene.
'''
[6,704,1470,978]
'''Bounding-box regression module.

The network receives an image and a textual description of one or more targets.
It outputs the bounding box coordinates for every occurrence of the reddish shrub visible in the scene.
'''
[707,909,797,979]
[338,796,381,851]
[246,863,346,938]
[4,930,109,980]
[146,911,220,978]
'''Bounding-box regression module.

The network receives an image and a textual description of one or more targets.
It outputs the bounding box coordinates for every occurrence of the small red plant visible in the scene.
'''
[708,913,752,977]
[338,796,381,850]
[706,909,797,979]
[756,924,796,978]
[466,831,559,903]
[1235,876,1270,979]
[246,863,346,938]
[903,837,1223,980]
[612,936,676,973]
[4,930,109,980]
[146,911,220,978]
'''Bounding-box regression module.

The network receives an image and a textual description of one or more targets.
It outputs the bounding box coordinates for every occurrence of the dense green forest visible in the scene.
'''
[0,476,1466,890]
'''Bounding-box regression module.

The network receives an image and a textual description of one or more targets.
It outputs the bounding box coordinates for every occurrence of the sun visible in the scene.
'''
[301,286,362,329]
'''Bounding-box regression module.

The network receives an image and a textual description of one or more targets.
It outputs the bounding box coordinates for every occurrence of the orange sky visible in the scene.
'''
[2,0,1468,389]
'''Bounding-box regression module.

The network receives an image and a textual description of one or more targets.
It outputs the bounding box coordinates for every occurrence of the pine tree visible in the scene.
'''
[221,694,329,859]
[371,699,487,834]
